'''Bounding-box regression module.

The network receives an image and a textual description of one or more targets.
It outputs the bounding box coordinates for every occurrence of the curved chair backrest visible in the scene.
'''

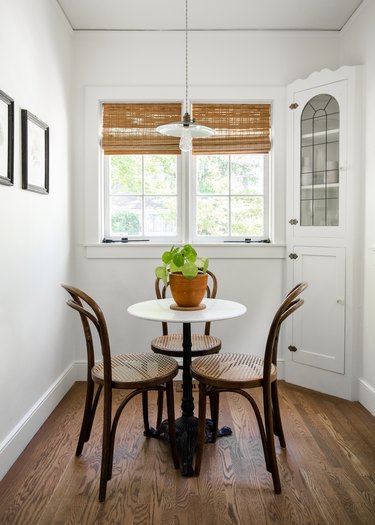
[263,282,308,381]
[155,269,218,336]
[61,284,112,384]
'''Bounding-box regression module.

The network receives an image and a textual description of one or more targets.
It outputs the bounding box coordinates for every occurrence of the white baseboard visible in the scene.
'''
[358,377,375,416]
[0,363,77,480]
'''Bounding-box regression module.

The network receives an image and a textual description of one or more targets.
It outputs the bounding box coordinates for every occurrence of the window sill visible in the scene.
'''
[84,243,286,260]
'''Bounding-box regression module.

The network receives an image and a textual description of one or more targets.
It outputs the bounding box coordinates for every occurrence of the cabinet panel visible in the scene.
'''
[291,246,345,373]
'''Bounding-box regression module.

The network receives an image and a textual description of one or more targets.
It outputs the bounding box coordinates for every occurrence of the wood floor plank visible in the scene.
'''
[1,381,375,525]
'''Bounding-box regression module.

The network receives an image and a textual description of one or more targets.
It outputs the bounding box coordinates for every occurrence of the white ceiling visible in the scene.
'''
[56,0,364,31]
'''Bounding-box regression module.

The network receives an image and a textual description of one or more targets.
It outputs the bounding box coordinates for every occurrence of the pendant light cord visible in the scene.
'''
[185,0,189,117]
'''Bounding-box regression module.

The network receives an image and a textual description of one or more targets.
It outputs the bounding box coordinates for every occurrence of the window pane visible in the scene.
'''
[231,197,264,236]
[110,156,142,194]
[110,196,142,235]
[197,156,229,194]
[231,155,264,195]
[145,196,177,235]
[144,155,177,195]
[196,197,229,236]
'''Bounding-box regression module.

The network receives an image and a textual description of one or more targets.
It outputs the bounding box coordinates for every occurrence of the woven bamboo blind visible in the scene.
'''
[102,103,182,155]
[191,103,271,155]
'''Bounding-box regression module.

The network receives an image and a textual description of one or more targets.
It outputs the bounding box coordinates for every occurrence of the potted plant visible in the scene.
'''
[155,244,209,308]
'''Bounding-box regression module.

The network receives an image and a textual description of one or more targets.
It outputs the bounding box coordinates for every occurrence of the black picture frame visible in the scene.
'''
[0,89,14,186]
[21,109,49,194]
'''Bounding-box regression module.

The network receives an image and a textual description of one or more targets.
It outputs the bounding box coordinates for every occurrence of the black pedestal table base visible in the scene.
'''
[147,417,232,476]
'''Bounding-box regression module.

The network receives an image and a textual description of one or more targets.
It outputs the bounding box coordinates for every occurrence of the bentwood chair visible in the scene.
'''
[62,284,179,502]
[150,270,222,425]
[191,282,308,494]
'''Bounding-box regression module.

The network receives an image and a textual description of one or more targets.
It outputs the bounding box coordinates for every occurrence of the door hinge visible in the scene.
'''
[288,345,298,352]
[289,218,298,225]
[289,102,299,110]
[289,253,298,259]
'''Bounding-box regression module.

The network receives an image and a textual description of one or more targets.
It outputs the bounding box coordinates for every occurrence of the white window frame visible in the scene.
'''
[82,86,286,257]
[190,153,270,243]
[103,154,183,244]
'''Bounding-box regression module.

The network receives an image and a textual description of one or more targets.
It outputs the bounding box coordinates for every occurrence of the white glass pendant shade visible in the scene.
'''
[156,121,215,139]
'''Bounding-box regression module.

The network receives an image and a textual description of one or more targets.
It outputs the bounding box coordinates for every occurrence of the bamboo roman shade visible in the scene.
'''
[191,103,271,155]
[102,103,182,155]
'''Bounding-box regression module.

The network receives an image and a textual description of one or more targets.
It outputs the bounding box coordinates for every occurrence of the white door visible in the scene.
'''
[290,246,345,374]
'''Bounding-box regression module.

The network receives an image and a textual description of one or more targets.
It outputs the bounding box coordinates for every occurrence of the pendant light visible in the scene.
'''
[156,0,215,152]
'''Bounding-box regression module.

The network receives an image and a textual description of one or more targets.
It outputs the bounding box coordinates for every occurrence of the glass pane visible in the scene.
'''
[326,97,339,115]
[327,198,339,226]
[110,196,142,235]
[327,114,339,143]
[110,156,142,194]
[301,119,313,147]
[231,197,264,236]
[314,143,326,172]
[196,197,229,235]
[144,196,177,235]
[231,155,263,195]
[144,155,177,195]
[301,200,312,226]
[197,156,229,194]
[326,161,339,184]
[313,199,326,226]
[301,147,313,179]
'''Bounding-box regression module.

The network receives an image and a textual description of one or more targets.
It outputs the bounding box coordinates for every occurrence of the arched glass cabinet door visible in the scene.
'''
[300,94,340,227]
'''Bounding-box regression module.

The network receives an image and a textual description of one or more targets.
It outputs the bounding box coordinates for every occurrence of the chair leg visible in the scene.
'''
[142,391,151,436]
[271,381,286,448]
[99,390,112,502]
[156,389,164,428]
[165,381,179,469]
[263,385,281,494]
[195,382,207,476]
[76,381,102,456]
[209,390,220,444]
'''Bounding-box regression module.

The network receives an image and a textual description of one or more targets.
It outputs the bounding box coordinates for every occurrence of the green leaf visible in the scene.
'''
[155,266,168,286]
[162,251,173,264]
[169,261,180,272]
[172,253,184,268]
[200,257,209,273]
[181,262,198,279]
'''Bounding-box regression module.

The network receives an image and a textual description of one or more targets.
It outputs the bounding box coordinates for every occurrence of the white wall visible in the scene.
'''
[72,30,340,368]
[0,0,73,478]
[340,0,375,414]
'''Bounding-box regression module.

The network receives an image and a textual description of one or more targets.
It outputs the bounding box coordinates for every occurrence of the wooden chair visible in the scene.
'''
[61,284,179,501]
[191,282,308,494]
[151,270,222,426]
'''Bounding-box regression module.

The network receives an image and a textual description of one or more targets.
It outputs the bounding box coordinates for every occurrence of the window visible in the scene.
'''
[101,102,271,244]
[104,154,181,242]
[192,153,269,242]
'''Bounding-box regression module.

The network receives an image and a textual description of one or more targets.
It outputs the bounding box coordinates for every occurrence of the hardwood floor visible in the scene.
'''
[0,381,374,524]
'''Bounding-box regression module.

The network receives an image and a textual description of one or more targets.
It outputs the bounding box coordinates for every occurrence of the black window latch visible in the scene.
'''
[224,238,271,244]
[102,237,150,243]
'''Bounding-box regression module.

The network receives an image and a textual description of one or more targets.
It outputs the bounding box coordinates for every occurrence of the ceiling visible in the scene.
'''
[56,0,364,32]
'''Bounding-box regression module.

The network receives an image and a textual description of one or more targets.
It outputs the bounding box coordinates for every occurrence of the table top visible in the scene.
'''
[127,298,247,324]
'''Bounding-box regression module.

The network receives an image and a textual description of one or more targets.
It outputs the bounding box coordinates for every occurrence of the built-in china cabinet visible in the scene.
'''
[285,66,362,400]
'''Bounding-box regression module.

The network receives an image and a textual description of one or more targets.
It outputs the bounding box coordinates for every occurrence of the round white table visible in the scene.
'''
[128,298,247,475]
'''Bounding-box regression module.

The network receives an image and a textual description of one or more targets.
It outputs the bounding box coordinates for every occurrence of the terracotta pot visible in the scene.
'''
[169,272,208,308]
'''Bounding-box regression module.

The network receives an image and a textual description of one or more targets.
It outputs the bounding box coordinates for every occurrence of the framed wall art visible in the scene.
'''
[21,109,49,194]
[0,89,14,186]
